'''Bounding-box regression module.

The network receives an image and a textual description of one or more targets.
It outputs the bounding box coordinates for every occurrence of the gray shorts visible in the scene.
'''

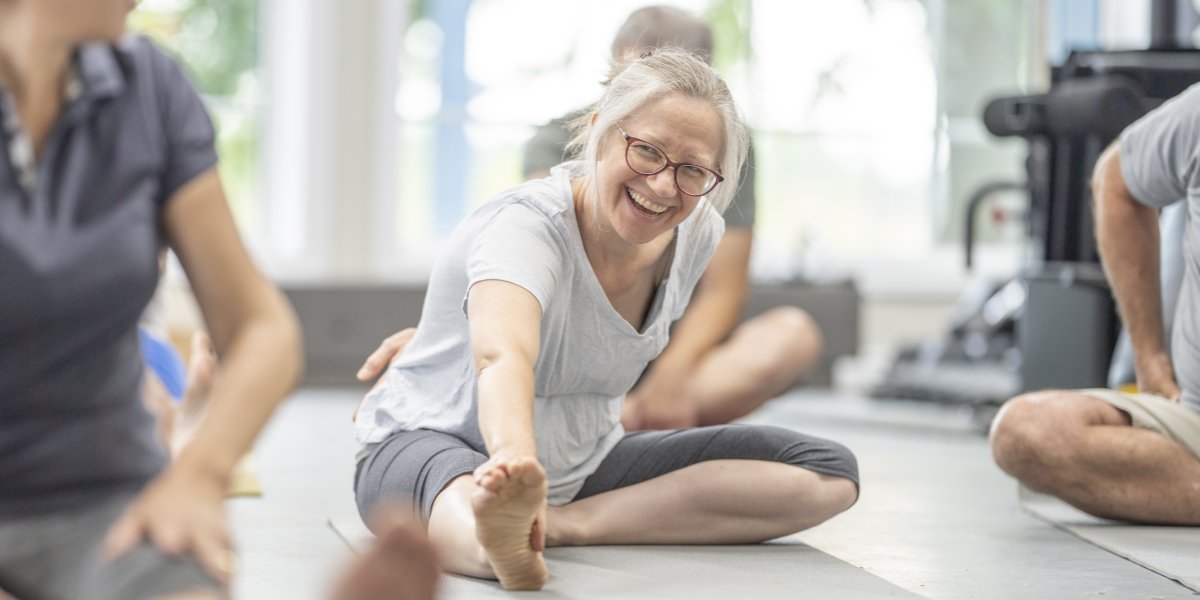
[354,424,859,523]
[0,492,223,600]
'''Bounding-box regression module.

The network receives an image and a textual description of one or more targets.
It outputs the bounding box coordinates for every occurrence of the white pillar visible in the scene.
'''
[260,0,405,282]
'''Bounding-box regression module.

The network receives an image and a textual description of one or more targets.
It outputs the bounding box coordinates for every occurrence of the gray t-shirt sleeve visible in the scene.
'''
[465,202,565,313]
[724,142,757,229]
[142,40,219,205]
[1118,84,1200,209]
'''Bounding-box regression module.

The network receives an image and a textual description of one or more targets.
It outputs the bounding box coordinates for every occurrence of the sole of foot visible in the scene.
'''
[472,458,549,590]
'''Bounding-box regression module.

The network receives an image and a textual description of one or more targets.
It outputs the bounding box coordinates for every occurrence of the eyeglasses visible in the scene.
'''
[617,125,723,197]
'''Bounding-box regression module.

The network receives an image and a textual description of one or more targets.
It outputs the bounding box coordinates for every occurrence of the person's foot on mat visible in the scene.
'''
[172,331,217,456]
[473,457,549,590]
[331,511,440,600]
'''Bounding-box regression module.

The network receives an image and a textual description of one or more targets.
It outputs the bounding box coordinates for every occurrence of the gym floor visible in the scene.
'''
[229,390,1197,599]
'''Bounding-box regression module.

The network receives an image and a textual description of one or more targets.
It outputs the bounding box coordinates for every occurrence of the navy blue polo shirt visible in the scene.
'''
[0,36,218,517]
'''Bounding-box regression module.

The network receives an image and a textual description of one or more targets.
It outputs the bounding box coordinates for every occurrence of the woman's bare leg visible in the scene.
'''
[425,458,854,588]
[547,460,856,546]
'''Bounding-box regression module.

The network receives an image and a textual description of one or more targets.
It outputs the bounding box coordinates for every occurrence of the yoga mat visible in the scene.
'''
[227,453,262,498]
[1020,487,1200,592]
[329,515,922,599]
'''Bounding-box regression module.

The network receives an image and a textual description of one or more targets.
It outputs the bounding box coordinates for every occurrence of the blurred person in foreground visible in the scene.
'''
[0,1,436,598]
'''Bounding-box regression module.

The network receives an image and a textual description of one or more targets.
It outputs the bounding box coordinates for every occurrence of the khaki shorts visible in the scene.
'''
[1080,388,1200,459]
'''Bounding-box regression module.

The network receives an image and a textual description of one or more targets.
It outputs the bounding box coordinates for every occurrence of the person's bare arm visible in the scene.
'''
[1093,142,1180,400]
[626,228,751,429]
[466,279,547,548]
[468,280,543,459]
[105,169,303,581]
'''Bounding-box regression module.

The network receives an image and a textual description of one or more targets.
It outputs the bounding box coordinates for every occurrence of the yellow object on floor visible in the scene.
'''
[227,453,262,497]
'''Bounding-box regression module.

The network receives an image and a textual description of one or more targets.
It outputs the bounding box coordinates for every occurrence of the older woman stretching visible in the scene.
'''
[354,49,859,590]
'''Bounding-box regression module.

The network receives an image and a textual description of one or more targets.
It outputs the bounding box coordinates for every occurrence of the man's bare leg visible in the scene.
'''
[990,390,1200,524]
[692,307,823,425]
[331,511,439,600]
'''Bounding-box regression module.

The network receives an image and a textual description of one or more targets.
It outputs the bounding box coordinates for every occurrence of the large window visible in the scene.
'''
[130,0,261,234]
[389,0,1039,285]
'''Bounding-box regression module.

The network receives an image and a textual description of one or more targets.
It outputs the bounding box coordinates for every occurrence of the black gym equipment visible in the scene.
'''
[874,0,1200,413]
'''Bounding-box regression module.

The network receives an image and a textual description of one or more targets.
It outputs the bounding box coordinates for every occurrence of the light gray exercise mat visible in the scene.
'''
[328,515,923,599]
[1020,487,1200,592]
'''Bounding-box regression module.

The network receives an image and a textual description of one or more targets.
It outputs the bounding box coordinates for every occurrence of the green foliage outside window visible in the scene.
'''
[129,0,260,229]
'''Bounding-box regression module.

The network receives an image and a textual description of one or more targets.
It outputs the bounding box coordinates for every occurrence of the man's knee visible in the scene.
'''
[990,391,1083,477]
[748,307,824,378]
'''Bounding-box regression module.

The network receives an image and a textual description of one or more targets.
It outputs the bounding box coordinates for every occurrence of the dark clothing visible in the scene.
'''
[0,491,221,600]
[0,35,218,517]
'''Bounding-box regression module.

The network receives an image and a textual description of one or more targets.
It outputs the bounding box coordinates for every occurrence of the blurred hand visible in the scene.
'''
[1137,353,1182,402]
[141,372,176,453]
[352,327,416,421]
[103,461,233,585]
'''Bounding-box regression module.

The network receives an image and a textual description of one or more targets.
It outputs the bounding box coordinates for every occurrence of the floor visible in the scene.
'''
[230,389,1199,600]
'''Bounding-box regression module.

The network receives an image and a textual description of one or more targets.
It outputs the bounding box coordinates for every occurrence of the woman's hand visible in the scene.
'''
[103,461,233,585]
[356,328,417,383]
[352,327,417,422]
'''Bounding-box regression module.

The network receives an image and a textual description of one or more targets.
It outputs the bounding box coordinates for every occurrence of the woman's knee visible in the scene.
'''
[758,426,859,487]
[751,425,860,514]
[808,440,859,514]
[776,466,858,526]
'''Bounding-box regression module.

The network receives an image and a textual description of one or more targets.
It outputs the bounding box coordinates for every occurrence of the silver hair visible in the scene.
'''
[565,47,749,218]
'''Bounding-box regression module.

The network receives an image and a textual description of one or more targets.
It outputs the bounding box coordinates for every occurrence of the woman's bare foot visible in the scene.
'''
[472,458,549,590]
[171,332,217,456]
[331,511,440,600]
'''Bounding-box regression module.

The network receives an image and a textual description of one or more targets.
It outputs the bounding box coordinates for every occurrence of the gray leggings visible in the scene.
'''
[0,491,222,600]
[355,424,859,523]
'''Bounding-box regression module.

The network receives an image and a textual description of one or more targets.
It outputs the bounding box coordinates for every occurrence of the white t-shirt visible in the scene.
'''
[355,163,724,504]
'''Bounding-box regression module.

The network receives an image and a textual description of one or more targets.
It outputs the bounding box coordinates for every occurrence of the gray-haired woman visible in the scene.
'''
[354,48,860,590]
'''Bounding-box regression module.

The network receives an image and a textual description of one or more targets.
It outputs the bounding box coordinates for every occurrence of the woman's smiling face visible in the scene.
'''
[591,92,724,247]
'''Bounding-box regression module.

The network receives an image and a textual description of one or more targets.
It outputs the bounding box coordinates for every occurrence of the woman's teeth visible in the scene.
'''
[627,187,668,214]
